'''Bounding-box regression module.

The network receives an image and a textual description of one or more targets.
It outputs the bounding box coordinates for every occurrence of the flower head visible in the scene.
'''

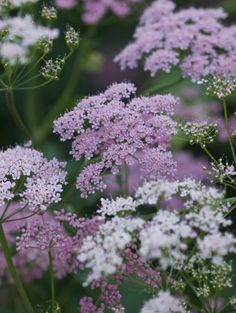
[115,0,236,81]
[54,82,178,197]
[0,144,66,216]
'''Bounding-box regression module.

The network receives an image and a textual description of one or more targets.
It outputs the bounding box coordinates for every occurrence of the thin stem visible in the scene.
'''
[48,250,56,313]
[5,88,30,138]
[36,27,96,143]
[0,223,35,313]
[223,98,236,163]
[15,74,41,87]
[3,210,40,223]
[143,76,184,96]
[201,146,218,164]
[122,164,129,197]
[14,80,52,91]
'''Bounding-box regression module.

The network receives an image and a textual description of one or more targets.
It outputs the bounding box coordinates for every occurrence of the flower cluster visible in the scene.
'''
[180,121,218,148]
[16,214,79,279]
[199,76,236,99]
[206,159,236,183]
[54,82,178,197]
[0,144,66,216]
[115,0,236,81]
[78,216,144,284]
[78,178,233,282]
[140,291,186,313]
[0,14,59,65]
[55,0,142,24]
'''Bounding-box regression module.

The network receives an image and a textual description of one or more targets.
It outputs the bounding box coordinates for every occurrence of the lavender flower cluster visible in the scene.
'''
[55,0,142,24]
[54,82,178,197]
[115,0,236,81]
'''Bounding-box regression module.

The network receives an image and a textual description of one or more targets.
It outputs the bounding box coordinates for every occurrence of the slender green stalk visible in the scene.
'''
[143,77,184,96]
[223,98,236,163]
[0,223,35,313]
[5,88,30,138]
[48,250,56,313]
[36,27,96,143]
[201,146,218,164]
[14,80,52,91]
[122,164,129,197]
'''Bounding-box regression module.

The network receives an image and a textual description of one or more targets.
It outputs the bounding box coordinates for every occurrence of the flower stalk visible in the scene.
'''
[0,223,35,313]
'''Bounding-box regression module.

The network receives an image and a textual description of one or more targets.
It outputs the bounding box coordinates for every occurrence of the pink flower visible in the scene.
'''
[115,0,236,81]
[54,82,178,197]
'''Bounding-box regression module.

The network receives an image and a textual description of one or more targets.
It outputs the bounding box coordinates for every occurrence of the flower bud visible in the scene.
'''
[41,5,57,22]
[40,57,65,80]
[65,26,80,50]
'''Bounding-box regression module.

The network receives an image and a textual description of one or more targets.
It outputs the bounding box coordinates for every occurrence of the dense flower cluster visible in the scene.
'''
[77,178,236,312]
[0,14,59,65]
[140,291,186,313]
[55,0,142,24]
[54,82,178,197]
[0,144,66,216]
[78,178,233,283]
[78,216,144,284]
[115,0,236,81]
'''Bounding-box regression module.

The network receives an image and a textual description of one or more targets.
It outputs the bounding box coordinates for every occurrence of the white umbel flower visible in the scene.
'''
[78,216,144,285]
[97,197,137,216]
[140,291,186,313]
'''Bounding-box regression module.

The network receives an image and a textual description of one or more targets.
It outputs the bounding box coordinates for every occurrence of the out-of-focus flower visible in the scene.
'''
[0,15,59,65]
[54,0,77,10]
[140,291,186,313]
[115,0,236,81]
[55,0,142,24]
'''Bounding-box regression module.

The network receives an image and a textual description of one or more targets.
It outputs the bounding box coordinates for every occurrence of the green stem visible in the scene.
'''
[48,250,56,313]
[143,76,184,96]
[122,164,129,197]
[35,27,96,144]
[0,223,35,313]
[5,88,30,138]
[201,146,218,164]
[223,98,236,163]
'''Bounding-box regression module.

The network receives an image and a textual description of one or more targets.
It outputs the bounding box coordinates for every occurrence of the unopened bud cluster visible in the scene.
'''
[38,38,53,54]
[180,121,218,148]
[41,5,57,22]
[199,75,236,99]
[41,57,65,80]
[65,26,80,50]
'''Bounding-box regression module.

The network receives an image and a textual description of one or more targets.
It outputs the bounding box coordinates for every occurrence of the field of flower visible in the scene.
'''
[1,0,236,312]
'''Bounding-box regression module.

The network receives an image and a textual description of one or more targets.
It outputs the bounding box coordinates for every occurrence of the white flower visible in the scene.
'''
[140,291,186,313]
[135,179,179,205]
[139,211,196,269]
[0,42,27,65]
[198,232,236,264]
[186,206,231,234]
[78,216,144,285]
[0,15,59,65]
[97,196,137,216]
[10,0,38,7]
